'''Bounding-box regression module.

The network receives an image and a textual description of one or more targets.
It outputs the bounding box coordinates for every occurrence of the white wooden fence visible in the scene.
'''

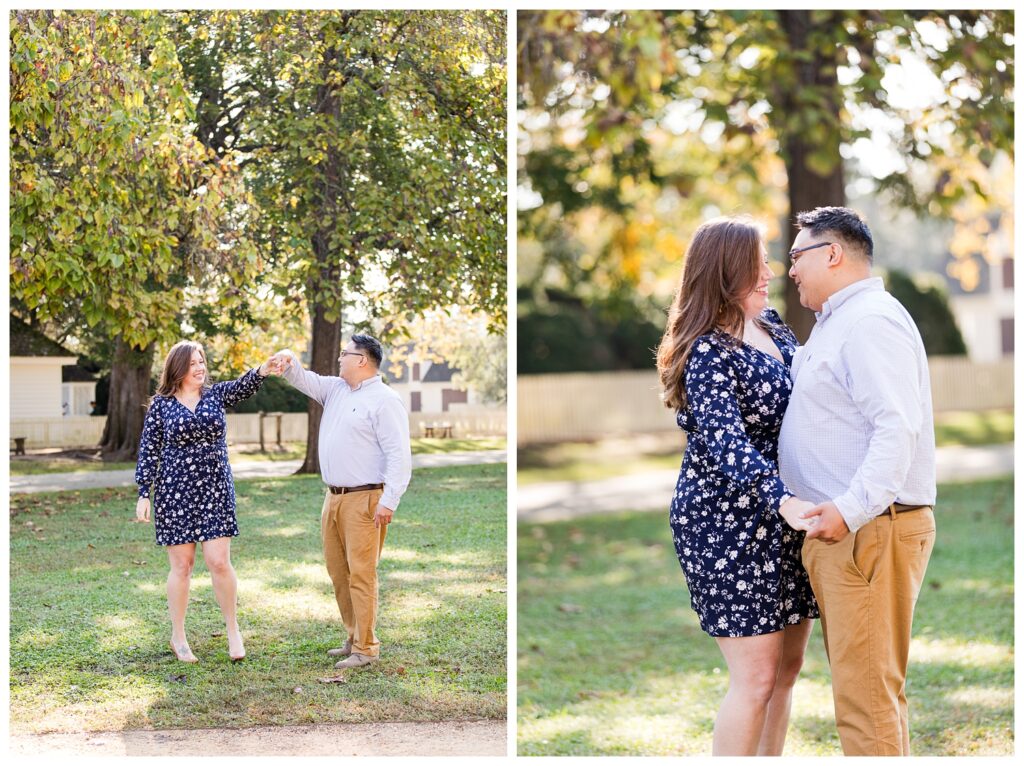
[10,407,506,450]
[518,356,1013,444]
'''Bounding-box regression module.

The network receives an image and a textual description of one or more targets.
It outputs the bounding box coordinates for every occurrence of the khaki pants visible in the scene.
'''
[321,488,387,657]
[802,505,936,756]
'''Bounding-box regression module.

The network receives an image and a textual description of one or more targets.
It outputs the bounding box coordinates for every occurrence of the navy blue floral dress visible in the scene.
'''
[135,368,265,546]
[669,308,818,637]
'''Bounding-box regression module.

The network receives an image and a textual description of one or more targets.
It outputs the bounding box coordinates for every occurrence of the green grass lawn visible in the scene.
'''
[517,476,1013,756]
[9,463,506,733]
[518,410,1012,486]
[9,437,507,476]
[932,409,1013,448]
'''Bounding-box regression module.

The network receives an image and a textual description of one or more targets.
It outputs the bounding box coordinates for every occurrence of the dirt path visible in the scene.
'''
[11,450,506,494]
[9,719,506,756]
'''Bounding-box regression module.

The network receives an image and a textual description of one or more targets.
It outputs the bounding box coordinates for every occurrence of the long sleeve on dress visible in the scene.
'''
[214,368,266,409]
[685,338,791,512]
[135,399,164,499]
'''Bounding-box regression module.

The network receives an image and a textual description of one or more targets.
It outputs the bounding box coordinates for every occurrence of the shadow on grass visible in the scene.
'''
[516,477,1013,756]
[9,464,506,733]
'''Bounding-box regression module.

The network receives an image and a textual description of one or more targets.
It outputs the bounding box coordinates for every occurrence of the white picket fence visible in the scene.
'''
[10,407,507,451]
[518,356,1013,444]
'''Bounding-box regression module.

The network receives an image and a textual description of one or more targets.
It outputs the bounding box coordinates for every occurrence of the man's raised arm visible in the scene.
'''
[273,349,335,406]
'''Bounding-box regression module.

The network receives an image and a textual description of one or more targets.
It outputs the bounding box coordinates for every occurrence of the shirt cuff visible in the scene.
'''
[381,490,401,511]
[138,485,151,499]
[832,493,869,534]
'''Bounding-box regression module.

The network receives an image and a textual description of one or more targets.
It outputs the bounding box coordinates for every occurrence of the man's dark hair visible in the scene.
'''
[795,206,873,262]
[351,333,383,367]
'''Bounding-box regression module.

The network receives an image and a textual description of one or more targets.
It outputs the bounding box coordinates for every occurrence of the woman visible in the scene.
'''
[656,217,819,756]
[135,341,285,663]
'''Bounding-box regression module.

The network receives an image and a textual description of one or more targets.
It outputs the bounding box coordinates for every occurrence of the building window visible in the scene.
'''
[412,363,420,382]
[1000,317,1013,355]
[410,391,421,413]
[1002,258,1014,290]
[441,388,468,412]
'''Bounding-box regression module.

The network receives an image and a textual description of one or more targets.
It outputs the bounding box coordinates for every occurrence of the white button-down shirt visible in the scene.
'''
[778,277,936,533]
[281,351,412,511]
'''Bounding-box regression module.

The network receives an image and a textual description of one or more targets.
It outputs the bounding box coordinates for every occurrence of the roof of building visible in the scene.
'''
[422,360,458,383]
[62,365,99,383]
[12,316,99,381]
[379,356,461,385]
[10,316,76,357]
[380,357,409,384]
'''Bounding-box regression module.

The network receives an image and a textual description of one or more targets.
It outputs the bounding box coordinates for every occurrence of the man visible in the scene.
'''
[275,334,412,669]
[778,207,937,756]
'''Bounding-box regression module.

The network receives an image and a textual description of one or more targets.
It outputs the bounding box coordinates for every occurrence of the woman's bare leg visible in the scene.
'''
[202,537,244,657]
[712,631,785,755]
[166,543,197,657]
[757,619,815,755]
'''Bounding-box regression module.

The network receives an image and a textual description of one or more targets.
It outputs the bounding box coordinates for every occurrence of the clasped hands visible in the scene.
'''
[779,497,849,544]
[258,351,294,377]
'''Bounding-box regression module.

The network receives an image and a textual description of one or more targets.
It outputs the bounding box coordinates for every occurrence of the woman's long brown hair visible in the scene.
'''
[656,217,765,411]
[154,341,208,398]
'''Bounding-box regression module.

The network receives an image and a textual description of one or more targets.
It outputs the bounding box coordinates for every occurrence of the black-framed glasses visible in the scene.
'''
[788,241,833,265]
[339,351,365,359]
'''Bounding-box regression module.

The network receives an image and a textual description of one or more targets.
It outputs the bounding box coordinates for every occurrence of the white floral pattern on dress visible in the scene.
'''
[669,308,819,637]
[135,368,265,546]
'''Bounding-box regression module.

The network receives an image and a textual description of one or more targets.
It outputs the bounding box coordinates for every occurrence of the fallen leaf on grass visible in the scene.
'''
[87,543,96,549]
[293,687,303,694]
[558,603,583,613]
[211,632,224,638]
[396,666,406,675]
[317,675,348,684]
[167,674,187,683]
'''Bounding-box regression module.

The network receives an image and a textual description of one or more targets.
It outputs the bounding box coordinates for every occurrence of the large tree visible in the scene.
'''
[173,10,507,472]
[10,10,256,459]
[518,10,1013,340]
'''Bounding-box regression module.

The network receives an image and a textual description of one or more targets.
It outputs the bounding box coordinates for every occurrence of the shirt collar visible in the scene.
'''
[815,276,884,322]
[348,374,382,392]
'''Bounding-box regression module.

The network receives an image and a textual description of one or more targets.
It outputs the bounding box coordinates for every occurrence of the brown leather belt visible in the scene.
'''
[891,502,928,514]
[328,483,384,495]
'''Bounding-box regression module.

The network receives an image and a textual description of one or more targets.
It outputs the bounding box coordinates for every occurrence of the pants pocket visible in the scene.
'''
[850,522,881,585]
[897,515,936,559]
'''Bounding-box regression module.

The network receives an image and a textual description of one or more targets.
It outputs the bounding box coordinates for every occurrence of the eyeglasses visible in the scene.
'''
[339,351,365,359]
[788,241,833,265]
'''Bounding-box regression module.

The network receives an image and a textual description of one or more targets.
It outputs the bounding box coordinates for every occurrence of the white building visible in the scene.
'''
[381,355,478,414]
[10,318,99,449]
[947,251,1014,362]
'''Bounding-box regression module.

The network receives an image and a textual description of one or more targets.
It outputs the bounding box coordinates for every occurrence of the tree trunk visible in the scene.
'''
[779,10,846,342]
[99,336,155,462]
[296,39,345,475]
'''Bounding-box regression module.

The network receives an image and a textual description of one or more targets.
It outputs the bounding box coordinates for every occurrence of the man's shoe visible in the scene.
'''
[334,653,378,670]
[326,640,353,658]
